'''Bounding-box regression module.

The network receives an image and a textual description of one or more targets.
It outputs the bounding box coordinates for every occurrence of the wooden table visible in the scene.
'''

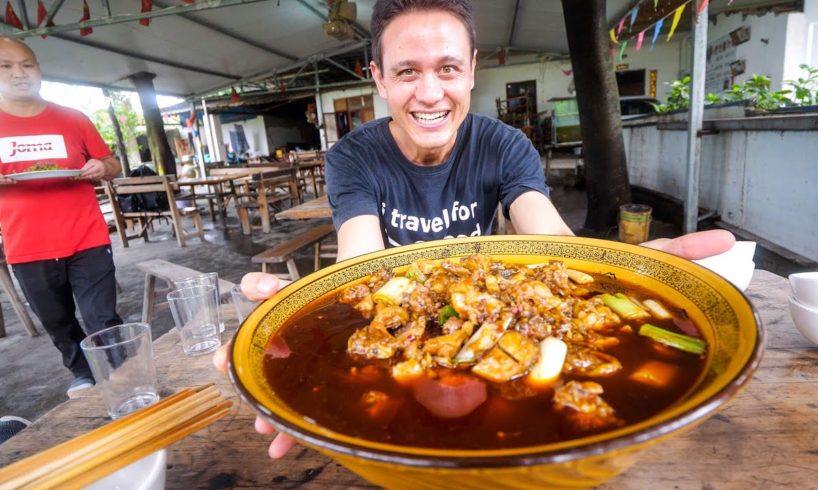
[275,195,331,220]
[2,270,816,488]
[177,174,246,222]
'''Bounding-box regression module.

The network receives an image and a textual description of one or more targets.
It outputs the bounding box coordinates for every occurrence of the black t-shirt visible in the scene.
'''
[325,113,549,247]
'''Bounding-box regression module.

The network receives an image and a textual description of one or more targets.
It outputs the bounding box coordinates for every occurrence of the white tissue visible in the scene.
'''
[692,241,757,291]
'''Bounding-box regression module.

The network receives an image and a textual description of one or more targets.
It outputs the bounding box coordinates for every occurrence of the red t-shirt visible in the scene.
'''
[0,103,112,264]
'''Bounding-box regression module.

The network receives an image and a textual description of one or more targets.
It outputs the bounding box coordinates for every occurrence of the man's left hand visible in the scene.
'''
[641,229,736,260]
[76,159,109,181]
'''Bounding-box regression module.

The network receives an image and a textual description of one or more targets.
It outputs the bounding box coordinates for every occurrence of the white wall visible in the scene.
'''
[472,59,573,117]
[220,115,269,156]
[623,116,818,262]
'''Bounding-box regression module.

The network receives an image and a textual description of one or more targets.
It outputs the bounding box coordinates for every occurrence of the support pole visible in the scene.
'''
[314,60,327,150]
[684,4,709,234]
[129,72,176,175]
[102,88,130,175]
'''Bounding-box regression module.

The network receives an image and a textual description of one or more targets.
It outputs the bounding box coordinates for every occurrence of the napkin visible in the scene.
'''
[692,241,756,291]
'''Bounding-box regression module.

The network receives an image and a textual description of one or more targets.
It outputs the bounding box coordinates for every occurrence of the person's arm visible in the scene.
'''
[508,191,574,236]
[336,215,385,261]
[77,155,121,181]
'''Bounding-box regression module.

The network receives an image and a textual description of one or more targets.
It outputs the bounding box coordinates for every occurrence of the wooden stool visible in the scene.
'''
[251,223,336,280]
[0,259,39,338]
[136,259,235,324]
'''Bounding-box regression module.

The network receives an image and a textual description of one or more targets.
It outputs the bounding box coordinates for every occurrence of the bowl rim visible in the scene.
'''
[789,294,818,314]
[228,235,765,468]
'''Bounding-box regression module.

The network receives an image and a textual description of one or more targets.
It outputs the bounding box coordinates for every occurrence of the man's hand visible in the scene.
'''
[212,272,297,459]
[0,174,16,186]
[77,156,121,181]
[641,229,736,260]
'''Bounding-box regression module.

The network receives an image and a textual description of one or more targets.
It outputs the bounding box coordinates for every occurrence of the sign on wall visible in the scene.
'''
[705,33,741,93]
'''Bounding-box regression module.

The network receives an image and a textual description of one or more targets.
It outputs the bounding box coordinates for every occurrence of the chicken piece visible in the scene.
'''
[441,316,465,335]
[553,381,623,431]
[394,317,427,351]
[423,323,474,362]
[353,295,375,319]
[339,283,371,305]
[440,260,472,278]
[392,358,426,383]
[507,280,564,318]
[461,254,492,282]
[573,297,621,331]
[370,305,409,333]
[515,315,552,342]
[366,268,393,292]
[471,331,539,383]
[454,321,503,364]
[449,281,504,323]
[563,344,622,377]
[407,284,438,318]
[347,326,397,359]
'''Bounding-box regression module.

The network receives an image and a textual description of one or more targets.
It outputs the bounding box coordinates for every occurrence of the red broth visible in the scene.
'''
[263,274,706,449]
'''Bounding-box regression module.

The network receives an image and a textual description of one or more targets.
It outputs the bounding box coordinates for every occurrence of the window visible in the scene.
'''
[332,95,375,138]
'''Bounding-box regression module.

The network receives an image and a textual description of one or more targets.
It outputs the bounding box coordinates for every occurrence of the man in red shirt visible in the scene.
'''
[0,37,123,397]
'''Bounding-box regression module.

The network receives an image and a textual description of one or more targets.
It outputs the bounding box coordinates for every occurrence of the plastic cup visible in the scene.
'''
[167,285,222,356]
[618,204,652,245]
[230,284,260,325]
[80,323,159,420]
[175,272,225,332]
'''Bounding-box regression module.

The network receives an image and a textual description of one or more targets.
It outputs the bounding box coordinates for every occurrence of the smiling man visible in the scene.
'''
[326,0,573,260]
[0,37,123,397]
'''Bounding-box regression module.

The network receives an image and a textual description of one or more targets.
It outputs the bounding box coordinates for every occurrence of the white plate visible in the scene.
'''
[6,169,82,181]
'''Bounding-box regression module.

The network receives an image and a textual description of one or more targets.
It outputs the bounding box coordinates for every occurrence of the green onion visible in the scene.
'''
[600,293,650,321]
[438,304,459,325]
[638,323,706,355]
[405,266,427,283]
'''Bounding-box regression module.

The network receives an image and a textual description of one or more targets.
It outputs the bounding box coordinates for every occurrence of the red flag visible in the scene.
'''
[37,1,55,38]
[230,87,241,103]
[80,0,92,36]
[140,0,152,26]
[4,2,23,29]
[498,48,505,65]
[354,60,364,77]
[183,0,195,3]
[696,0,710,18]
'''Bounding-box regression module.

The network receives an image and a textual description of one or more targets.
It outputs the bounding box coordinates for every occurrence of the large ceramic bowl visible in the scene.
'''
[229,236,764,489]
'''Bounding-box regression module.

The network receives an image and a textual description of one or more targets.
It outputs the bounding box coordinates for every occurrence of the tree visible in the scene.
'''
[561,0,631,233]
[91,91,144,169]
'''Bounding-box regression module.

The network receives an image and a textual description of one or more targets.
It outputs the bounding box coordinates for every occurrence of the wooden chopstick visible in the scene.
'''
[0,384,232,490]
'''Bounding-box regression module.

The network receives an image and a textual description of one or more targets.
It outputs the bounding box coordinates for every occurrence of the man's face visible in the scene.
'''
[371,10,476,163]
[0,40,42,102]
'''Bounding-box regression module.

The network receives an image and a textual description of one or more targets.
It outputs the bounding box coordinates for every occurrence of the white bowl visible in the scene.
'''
[788,295,818,345]
[789,271,818,309]
[84,449,166,490]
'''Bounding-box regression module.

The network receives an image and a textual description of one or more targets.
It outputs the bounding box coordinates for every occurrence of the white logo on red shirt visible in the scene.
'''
[0,135,68,163]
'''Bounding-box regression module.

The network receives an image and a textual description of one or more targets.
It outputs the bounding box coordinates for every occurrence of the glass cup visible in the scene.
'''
[618,204,652,245]
[167,285,222,356]
[175,272,224,332]
[230,284,260,325]
[80,323,159,419]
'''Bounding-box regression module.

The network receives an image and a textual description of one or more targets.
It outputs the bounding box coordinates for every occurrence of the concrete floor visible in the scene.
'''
[0,181,812,423]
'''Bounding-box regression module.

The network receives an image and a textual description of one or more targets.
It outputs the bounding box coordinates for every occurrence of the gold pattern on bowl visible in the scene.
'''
[229,236,764,489]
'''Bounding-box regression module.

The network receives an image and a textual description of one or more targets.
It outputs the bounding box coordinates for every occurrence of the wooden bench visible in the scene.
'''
[104,175,204,248]
[251,223,336,280]
[136,259,236,324]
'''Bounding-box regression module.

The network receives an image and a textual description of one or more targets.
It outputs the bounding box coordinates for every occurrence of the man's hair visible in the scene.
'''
[370,0,475,69]
[0,36,37,60]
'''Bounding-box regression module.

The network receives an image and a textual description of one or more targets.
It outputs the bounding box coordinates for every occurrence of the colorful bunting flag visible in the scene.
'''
[651,18,664,50]
[37,1,55,38]
[696,0,709,18]
[4,1,23,30]
[619,41,628,62]
[609,28,619,45]
[230,87,241,103]
[354,60,365,77]
[617,17,625,35]
[667,4,686,41]
[629,7,639,30]
[79,0,93,36]
[636,30,645,50]
[140,0,152,26]
[654,0,659,9]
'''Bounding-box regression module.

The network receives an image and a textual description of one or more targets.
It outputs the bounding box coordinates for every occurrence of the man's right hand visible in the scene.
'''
[0,175,16,185]
[212,272,297,459]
